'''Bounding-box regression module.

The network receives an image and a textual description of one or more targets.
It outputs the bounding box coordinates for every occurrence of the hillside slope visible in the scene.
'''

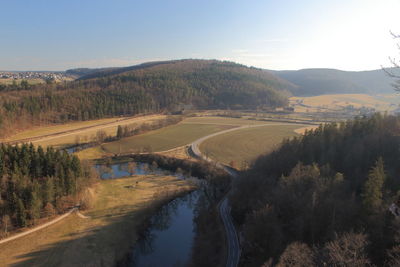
[0,59,292,137]
[271,68,397,96]
[65,67,120,78]
[231,114,400,266]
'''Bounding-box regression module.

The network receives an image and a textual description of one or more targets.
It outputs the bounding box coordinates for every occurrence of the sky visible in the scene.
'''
[1,0,400,71]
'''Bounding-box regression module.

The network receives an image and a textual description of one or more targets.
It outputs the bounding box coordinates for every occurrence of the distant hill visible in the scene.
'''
[65,67,120,78]
[270,68,398,96]
[76,60,180,80]
[0,59,292,136]
[69,64,399,97]
[73,59,294,110]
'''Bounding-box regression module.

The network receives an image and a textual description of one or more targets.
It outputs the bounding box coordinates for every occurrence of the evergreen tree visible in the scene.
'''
[362,157,386,213]
[116,125,123,139]
[0,143,91,230]
[43,178,55,205]
[16,197,27,227]
[28,183,42,221]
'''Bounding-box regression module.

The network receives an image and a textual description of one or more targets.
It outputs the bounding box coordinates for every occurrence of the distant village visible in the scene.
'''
[0,71,72,81]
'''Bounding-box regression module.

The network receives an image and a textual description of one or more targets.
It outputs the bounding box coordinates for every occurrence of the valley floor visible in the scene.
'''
[0,113,313,266]
[0,175,194,266]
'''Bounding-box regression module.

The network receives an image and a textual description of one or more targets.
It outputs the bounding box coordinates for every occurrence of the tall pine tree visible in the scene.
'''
[361,157,386,213]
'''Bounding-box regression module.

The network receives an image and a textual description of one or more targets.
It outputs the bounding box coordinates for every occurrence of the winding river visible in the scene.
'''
[96,162,201,267]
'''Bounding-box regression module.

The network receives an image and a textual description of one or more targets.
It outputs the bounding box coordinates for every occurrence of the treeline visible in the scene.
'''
[231,113,400,266]
[0,60,290,137]
[115,116,183,140]
[0,86,156,137]
[0,144,93,236]
[70,116,183,154]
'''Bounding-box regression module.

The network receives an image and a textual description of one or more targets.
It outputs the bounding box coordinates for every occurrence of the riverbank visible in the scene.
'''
[0,175,195,266]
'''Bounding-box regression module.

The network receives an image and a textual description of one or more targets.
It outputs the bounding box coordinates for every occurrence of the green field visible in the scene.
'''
[77,122,234,159]
[0,175,194,266]
[199,124,306,169]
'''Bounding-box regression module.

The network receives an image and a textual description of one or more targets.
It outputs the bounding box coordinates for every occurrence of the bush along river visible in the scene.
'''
[95,161,217,267]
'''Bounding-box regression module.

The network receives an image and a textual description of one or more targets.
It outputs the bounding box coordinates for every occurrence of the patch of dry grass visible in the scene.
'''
[156,145,192,160]
[0,78,45,85]
[3,115,166,149]
[290,94,397,113]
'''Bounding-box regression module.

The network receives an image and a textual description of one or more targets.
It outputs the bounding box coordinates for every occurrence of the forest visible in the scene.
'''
[0,59,291,137]
[231,113,400,266]
[0,144,93,236]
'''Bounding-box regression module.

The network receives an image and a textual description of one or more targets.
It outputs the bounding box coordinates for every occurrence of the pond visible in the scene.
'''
[95,162,187,180]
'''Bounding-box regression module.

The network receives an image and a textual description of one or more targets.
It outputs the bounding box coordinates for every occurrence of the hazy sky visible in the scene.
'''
[1,0,400,71]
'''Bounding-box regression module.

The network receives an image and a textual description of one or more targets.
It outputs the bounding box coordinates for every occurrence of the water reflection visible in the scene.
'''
[95,162,187,180]
[65,143,95,154]
[131,191,199,267]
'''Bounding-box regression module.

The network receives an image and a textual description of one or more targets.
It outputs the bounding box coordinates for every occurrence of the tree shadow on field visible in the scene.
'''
[9,196,183,267]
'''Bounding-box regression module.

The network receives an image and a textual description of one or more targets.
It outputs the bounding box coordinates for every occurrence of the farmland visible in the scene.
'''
[199,124,307,169]
[289,93,400,113]
[3,114,166,148]
[76,122,235,159]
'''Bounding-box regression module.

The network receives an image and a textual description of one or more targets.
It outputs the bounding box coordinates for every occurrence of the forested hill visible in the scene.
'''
[0,59,292,137]
[231,114,400,266]
[65,67,119,78]
[77,59,295,97]
[270,68,397,96]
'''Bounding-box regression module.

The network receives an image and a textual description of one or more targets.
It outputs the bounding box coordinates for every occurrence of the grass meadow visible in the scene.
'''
[77,122,235,159]
[199,124,306,169]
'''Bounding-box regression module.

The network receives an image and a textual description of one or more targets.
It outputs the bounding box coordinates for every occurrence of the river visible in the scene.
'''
[96,162,200,267]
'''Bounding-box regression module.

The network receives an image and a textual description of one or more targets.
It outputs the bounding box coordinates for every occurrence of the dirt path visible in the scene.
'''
[76,211,90,219]
[0,208,77,245]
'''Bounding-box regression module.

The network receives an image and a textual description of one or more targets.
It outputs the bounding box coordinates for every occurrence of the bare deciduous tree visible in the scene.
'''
[382,31,400,91]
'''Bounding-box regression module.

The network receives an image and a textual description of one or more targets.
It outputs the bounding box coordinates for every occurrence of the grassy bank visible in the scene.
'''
[0,175,195,266]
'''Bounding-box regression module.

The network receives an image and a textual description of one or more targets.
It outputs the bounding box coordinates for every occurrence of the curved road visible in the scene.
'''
[190,123,293,267]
